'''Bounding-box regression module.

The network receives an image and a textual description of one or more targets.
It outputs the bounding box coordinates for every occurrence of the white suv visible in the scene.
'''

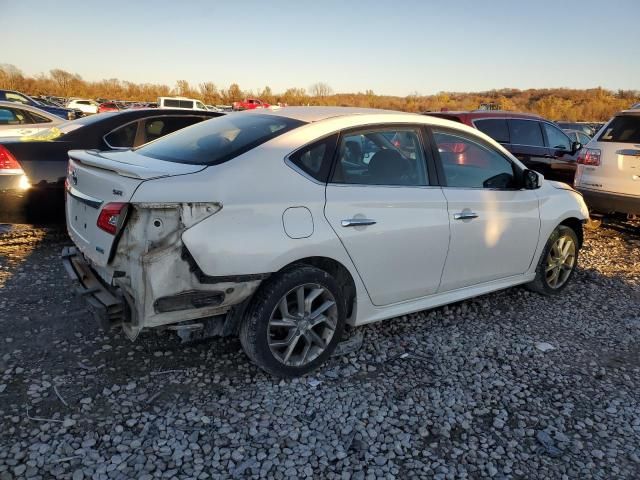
[63,107,589,377]
[574,110,640,217]
[67,99,99,115]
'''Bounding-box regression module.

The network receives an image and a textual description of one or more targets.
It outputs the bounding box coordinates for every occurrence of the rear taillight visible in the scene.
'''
[0,145,22,172]
[97,202,128,235]
[577,148,601,166]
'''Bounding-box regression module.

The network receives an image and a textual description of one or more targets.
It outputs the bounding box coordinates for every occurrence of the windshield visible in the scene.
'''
[137,113,305,165]
[598,115,640,143]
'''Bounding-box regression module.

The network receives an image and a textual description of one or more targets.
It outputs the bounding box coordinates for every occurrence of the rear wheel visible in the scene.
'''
[527,225,579,295]
[239,266,346,377]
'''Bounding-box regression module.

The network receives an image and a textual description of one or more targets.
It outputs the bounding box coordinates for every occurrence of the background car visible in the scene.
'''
[62,107,588,377]
[232,98,270,111]
[0,89,77,120]
[158,97,207,110]
[424,111,582,184]
[564,129,592,146]
[555,121,596,137]
[0,109,223,223]
[0,101,63,137]
[98,102,121,113]
[67,99,99,115]
[574,109,640,217]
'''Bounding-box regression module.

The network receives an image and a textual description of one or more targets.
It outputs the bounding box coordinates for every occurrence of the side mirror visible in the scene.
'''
[523,169,540,189]
[571,141,582,154]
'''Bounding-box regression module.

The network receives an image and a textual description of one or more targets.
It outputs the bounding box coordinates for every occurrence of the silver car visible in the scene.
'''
[0,101,63,138]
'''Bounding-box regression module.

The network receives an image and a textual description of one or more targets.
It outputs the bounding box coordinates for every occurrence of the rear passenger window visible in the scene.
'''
[288,135,338,182]
[598,116,640,143]
[433,130,516,189]
[104,122,138,148]
[141,116,203,144]
[508,120,544,147]
[26,111,52,124]
[474,119,509,143]
[331,128,428,186]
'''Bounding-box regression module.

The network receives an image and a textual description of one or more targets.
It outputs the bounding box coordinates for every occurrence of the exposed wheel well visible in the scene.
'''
[280,257,357,321]
[560,217,584,248]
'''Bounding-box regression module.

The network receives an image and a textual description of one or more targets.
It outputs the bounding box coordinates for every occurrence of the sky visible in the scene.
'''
[2,0,639,96]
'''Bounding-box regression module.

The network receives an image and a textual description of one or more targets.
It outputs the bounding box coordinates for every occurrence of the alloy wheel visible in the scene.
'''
[267,283,338,367]
[545,234,576,289]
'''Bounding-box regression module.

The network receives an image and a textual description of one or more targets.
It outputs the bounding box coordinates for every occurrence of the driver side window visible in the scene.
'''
[331,128,428,186]
[433,130,516,189]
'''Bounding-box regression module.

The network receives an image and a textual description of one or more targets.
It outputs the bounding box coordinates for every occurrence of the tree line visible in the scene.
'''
[1,64,637,121]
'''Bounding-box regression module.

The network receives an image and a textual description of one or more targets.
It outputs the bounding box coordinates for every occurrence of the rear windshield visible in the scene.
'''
[598,115,640,143]
[136,113,305,165]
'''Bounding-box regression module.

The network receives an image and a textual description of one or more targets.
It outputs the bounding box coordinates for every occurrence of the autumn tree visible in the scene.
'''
[199,82,221,105]
[224,83,243,103]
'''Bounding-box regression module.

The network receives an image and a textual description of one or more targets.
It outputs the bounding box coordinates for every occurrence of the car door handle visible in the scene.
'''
[453,212,478,220]
[341,218,376,227]
[543,154,554,158]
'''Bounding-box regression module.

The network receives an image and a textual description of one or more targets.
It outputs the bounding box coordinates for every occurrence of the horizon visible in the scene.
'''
[2,0,639,96]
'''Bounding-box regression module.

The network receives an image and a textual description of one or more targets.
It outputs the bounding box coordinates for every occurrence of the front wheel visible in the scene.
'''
[527,225,579,295]
[239,266,346,377]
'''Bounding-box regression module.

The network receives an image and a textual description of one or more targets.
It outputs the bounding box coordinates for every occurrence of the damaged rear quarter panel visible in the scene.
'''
[111,202,261,338]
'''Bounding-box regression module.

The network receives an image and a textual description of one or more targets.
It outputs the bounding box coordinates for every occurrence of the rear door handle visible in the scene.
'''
[453,212,478,220]
[341,218,376,227]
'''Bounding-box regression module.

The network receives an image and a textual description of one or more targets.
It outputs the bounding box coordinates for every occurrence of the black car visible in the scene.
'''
[0,109,223,223]
[423,111,582,184]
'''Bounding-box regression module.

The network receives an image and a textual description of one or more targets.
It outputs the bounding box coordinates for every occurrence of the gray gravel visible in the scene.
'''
[0,223,639,479]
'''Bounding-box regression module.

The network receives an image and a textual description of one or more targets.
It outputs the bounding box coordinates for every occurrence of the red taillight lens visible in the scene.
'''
[577,148,601,166]
[97,202,128,235]
[0,145,22,171]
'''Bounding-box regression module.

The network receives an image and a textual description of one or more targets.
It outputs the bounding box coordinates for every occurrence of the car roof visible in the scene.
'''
[425,110,543,121]
[0,100,59,117]
[238,106,420,123]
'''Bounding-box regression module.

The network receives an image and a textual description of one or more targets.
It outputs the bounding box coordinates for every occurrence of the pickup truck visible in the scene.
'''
[232,98,270,111]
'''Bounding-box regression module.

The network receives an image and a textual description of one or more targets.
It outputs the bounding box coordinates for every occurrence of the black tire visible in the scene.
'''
[239,265,346,377]
[527,225,579,295]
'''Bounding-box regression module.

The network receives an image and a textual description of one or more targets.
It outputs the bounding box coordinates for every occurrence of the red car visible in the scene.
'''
[98,102,120,113]
[232,98,270,111]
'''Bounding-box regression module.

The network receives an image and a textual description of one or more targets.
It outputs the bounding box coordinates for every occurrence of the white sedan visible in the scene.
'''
[66,99,99,115]
[63,107,589,377]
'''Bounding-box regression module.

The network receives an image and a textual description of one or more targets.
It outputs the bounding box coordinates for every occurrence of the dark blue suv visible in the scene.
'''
[0,89,76,120]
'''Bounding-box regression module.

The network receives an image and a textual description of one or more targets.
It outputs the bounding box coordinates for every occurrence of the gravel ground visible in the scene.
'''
[0,223,639,479]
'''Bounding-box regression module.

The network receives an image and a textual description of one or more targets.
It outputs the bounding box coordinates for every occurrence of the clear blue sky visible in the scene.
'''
[2,0,638,96]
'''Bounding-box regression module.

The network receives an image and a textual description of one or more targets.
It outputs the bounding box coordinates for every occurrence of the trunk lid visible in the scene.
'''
[66,149,204,267]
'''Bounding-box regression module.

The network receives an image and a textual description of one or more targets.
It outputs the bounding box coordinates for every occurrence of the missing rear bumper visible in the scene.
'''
[61,246,130,329]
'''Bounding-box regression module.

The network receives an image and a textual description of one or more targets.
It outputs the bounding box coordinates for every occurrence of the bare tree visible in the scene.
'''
[0,64,24,90]
[309,82,333,98]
